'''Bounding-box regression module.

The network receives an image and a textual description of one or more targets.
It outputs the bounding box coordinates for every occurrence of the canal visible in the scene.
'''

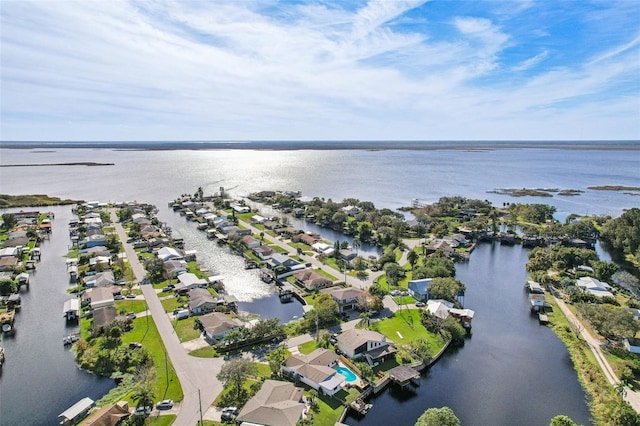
[0,206,114,426]
[345,242,592,426]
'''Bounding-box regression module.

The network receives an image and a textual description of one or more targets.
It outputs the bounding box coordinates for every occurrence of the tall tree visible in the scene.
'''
[1,213,17,230]
[415,407,461,426]
[217,357,257,401]
[407,250,419,270]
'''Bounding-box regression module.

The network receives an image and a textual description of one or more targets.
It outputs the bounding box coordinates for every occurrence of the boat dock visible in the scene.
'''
[388,365,421,390]
[59,397,95,425]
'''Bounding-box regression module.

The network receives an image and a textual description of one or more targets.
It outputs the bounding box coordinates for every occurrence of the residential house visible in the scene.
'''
[92,306,117,328]
[283,348,344,396]
[2,237,29,248]
[157,247,182,262]
[188,288,216,315]
[426,299,475,328]
[425,239,455,256]
[624,338,640,354]
[263,220,280,230]
[253,245,276,260]
[236,380,305,426]
[577,276,614,299]
[326,287,368,312]
[165,259,188,277]
[0,256,18,272]
[175,273,208,293]
[336,329,396,366]
[197,312,244,341]
[0,247,19,258]
[85,234,107,248]
[232,205,250,214]
[342,205,360,216]
[294,269,332,291]
[267,253,300,270]
[85,271,115,288]
[292,233,319,246]
[242,235,261,249]
[89,256,111,268]
[251,215,266,224]
[339,249,356,261]
[83,246,110,257]
[407,278,433,301]
[83,401,130,426]
[88,287,115,310]
[311,242,334,255]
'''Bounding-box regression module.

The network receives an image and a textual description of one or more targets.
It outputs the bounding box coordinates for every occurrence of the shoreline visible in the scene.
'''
[1,140,639,151]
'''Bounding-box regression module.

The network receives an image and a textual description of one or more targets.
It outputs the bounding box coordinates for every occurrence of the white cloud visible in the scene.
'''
[512,50,549,72]
[0,0,638,141]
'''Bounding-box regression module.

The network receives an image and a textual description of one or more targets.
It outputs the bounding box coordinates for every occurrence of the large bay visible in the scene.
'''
[1,145,638,425]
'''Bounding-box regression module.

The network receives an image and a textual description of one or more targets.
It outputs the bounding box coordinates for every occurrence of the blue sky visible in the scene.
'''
[1,0,639,141]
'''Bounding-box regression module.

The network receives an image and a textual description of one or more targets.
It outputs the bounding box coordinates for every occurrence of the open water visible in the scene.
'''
[0,143,638,425]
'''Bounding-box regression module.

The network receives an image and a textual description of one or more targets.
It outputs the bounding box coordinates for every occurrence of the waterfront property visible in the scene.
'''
[58,397,95,426]
[197,311,244,341]
[188,288,217,315]
[82,401,130,425]
[576,276,614,299]
[284,348,345,396]
[407,278,433,301]
[336,329,396,366]
[325,286,368,313]
[236,380,306,426]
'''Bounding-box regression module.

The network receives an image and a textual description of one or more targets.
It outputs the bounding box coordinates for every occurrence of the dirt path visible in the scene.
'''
[553,293,640,413]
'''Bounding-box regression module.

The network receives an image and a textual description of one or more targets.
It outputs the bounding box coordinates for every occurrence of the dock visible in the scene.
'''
[59,397,95,425]
[349,398,373,415]
[388,365,421,390]
[63,298,80,321]
[538,313,549,324]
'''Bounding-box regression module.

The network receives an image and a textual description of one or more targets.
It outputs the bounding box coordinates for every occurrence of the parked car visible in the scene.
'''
[162,286,173,292]
[114,294,124,300]
[126,312,137,320]
[221,412,236,423]
[126,293,136,299]
[129,342,142,349]
[133,405,152,417]
[222,406,238,414]
[156,400,174,410]
[415,301,425,308]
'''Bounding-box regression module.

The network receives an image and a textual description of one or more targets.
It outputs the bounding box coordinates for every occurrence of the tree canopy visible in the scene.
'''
[415,406,461,426]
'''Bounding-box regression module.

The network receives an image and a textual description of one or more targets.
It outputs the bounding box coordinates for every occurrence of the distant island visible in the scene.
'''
[488,188,584,197]
[0,194,82,208]
[587,185,640,191]
[0,162,114,167]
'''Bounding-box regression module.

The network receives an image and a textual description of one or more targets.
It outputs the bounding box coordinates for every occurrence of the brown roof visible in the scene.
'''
[326,287,367,302]
[336,329,393,353]
[237,380,305,426]
[294,269,331,290]
[82,401,130,426]
[198,312,243,336]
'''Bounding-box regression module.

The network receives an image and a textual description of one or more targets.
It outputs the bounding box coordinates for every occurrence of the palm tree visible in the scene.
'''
[407,250,418,270]
[358,311,371,329]
[133,384,154,410]
[352,237,361,255]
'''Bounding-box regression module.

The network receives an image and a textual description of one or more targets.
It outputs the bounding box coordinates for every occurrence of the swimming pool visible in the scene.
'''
[336,365,358,383]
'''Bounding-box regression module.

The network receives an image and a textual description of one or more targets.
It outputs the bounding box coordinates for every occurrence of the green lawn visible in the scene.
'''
[376,309,447,352]
[173,316,202,342]
[314,268,338,281]
[393,295,415,305]
[161,297,187,313]
[115,299,148,314]
[189,346,219,358]
[298,340,318,354]
[122,316,183,402]
[147,414,176,425]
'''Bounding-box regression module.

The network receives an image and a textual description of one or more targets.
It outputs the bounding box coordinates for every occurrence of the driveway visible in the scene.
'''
[111,211,225,425]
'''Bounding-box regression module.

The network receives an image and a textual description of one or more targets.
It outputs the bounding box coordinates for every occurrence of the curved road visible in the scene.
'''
[111,211,224,426]
[552,291,640,413]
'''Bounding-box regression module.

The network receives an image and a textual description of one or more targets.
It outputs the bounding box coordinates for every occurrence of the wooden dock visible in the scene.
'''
[388,365,421,390]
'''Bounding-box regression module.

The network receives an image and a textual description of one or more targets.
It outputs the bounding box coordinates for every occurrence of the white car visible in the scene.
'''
[156,400,174,410]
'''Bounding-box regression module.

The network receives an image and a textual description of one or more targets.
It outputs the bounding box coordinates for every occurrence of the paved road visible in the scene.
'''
[111,211,224,425]
[553,291,640,413]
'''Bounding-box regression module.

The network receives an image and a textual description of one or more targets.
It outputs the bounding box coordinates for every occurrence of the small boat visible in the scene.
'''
[2,324,13,334]
[0,346,5,368]
[63,333,80,346]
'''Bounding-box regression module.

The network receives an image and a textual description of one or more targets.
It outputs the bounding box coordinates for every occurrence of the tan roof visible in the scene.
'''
[294,269,331,289]
[327,286,367,301]
[82,401,129,426]
[336,329,392,353]
[284,349,339,384]
[237,380,304,426]
[198,312,243,336]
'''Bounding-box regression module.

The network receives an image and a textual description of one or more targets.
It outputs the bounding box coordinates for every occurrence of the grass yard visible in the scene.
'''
[161,297,187,313]
[298,340,318,354]
[147,414,176,425]
[122,317,183,402]
[393,295,416,305]
[115,299,148,314]
[376,309,447,352]
[314,268,338,281]
[173,316,202,342]
[189,346,219,358]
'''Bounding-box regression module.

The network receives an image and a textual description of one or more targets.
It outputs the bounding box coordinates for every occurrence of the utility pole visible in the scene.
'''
[198,389,203,425]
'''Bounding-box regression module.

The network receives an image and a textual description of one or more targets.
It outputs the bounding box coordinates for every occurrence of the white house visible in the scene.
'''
[176,273,208,292]
[157,247,182,262]
[283,349,345,396]
[577,276,614,299]
[336,329,396,366]
[312,242,334,255]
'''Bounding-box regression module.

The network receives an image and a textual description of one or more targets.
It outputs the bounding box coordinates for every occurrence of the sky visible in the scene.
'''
[1,0,639,142]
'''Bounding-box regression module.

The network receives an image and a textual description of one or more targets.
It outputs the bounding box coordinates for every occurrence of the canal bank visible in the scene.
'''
[0,205,114,426]
[345,242,592,426]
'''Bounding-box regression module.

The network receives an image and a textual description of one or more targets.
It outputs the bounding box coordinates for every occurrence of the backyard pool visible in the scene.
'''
[336,365,358,383]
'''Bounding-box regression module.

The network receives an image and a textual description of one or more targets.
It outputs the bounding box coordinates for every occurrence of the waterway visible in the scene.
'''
[2,145,637,424]
[346,242,592,425]
[0,205,114,426]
